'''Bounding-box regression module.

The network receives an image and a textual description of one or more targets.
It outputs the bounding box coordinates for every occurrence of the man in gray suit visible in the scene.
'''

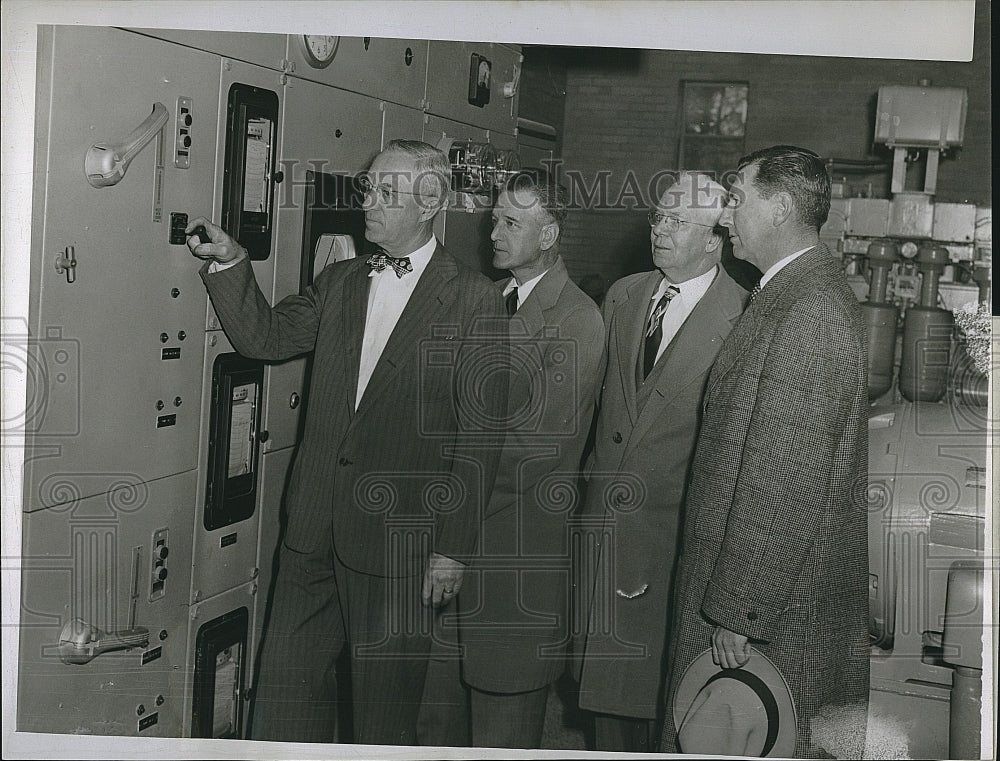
[419,171,605,749]
[575,172,746,752]
[186,140,506,745]
[662,146,869,758]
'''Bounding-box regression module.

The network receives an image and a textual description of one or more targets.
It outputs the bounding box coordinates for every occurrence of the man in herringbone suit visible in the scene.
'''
[187,141,506,745]
[662,146,869,758]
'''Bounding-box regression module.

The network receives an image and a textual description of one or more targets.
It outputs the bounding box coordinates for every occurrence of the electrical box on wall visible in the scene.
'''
[874,86,968,148]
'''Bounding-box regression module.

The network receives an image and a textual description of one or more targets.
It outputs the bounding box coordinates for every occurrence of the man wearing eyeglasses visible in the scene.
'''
[573,171,746,752]
[186,140,507,745]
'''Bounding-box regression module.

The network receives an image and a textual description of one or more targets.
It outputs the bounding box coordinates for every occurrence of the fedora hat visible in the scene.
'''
[673,647,796,758]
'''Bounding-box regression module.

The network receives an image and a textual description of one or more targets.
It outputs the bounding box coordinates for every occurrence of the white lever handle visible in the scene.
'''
[84,102,168,188]
[58,617,150,665]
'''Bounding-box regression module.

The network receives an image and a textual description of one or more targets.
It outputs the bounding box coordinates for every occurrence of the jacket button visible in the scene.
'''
[747,611,758,621]
[613,432,622,443]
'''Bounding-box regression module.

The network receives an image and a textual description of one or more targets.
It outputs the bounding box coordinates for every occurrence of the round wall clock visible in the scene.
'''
[300,35,340,68]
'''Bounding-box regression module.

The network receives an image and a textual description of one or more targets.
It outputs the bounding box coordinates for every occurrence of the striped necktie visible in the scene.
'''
[749,282,762,303]
[643,285,680,379]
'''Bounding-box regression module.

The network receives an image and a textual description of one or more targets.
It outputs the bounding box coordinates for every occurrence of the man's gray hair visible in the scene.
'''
[383,139,452,205]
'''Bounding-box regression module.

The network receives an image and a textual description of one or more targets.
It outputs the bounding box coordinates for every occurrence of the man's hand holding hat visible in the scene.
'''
[712,624,751,669]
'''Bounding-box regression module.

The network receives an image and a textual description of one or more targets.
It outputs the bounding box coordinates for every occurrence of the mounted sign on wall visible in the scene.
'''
[468,53,492,107]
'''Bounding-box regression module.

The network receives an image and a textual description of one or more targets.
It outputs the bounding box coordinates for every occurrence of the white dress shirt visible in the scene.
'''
[759,246,813,289]
[501,267,550,311]
[649,265,718,364]
[356,236,437,408]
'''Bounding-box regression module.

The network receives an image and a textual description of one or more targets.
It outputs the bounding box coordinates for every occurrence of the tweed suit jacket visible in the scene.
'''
[201,243,507,578]
[575,266,746,719]
[662,245,870,757]
[460,258,606,693]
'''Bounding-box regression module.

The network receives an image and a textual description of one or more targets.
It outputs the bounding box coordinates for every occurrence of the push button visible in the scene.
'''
[613,432,622,443]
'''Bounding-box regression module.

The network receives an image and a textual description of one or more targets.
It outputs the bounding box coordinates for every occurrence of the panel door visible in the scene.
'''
[425,40,520,133]
[24,26,221,510]
[18,470,198,736]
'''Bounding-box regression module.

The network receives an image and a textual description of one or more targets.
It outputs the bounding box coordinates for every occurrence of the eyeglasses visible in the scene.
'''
[357,174,431,204]
[647,211,715,231]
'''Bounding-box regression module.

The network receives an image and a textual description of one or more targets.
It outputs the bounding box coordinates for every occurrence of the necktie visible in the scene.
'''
[749,282,762,303]
[505,287,519,317]
[367,250,413,278]
[643,284,680,379]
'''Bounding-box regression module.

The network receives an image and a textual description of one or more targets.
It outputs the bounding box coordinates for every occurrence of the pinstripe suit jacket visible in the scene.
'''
[576,266,746,719]
[662,245,870,757]
[460,258,606,693]
[201,244,507,577]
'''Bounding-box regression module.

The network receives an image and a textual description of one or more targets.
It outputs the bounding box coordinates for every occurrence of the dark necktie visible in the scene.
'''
[367,250,413,278]
[505,287,519,317]
[643,285,680,379]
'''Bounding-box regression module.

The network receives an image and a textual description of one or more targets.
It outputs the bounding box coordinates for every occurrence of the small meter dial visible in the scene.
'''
[900,241,919,259]
[301,35,340,68]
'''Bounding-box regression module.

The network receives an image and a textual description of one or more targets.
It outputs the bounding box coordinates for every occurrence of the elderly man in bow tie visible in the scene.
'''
[187,139,507,746]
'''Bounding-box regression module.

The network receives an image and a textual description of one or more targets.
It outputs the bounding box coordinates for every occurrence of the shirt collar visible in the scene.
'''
[651,264,718,302]
[503,266,551,304]
[759,246,812,288]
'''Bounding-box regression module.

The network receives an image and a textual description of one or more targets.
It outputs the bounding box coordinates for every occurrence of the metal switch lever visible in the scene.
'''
[58,618,150,665]
[54,246,76,283]
[85,102,168,188]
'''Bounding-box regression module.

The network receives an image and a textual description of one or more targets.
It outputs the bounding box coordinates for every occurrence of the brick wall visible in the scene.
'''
[550,0,991,287]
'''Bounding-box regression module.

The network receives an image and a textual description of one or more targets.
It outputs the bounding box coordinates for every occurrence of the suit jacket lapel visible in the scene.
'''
[509,258,570,340]
[614,272,661,424]
[626,272,740,454]
[341,261,371,420]
[708,245,821,396]
[355,244,456,417]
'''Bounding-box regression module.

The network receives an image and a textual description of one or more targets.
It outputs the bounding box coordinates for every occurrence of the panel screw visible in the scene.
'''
[156,400,164,411]
[171,288,180,298]
[136,704,145,716]
[174,396,182,407]
[155,695,165,706]
[159,630,168,641]
[160,332,169,343]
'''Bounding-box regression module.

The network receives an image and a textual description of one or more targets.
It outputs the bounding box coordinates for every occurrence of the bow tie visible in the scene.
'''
[367,251,413,278]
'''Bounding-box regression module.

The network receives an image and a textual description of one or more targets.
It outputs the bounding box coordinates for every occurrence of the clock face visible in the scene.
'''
[301,35,339,68]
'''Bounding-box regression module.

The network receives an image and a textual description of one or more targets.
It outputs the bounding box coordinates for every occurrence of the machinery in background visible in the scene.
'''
[820,82,990,408]
[819,83,991,759]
